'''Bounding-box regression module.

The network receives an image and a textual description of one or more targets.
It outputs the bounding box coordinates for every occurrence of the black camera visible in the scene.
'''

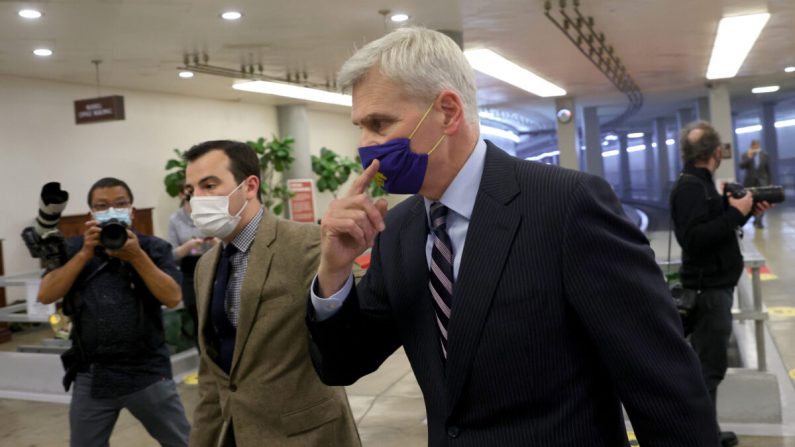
[99,220,129,250]
[21,182,69,271]
[724,182,785,205]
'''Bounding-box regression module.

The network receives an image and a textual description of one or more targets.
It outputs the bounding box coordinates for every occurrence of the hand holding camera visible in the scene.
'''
[724,182,784,217]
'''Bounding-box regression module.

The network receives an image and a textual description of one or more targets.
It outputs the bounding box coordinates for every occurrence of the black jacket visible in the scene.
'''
[670,164,750,289]
[308,143,719,446]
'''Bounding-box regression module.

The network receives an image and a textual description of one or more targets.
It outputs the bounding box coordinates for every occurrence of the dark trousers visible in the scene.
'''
[689,287,734,407]
[70,373,190,447]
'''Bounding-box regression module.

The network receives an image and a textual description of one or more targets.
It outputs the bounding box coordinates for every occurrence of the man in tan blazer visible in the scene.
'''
[183,140,360,447]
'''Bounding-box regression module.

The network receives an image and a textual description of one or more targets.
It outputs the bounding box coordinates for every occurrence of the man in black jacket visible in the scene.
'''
[670,121,770,446]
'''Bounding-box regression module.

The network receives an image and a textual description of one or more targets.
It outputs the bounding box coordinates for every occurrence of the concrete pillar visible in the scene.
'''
[675,108,695,173]
[583,106,604,177]
[555,98,578,170]
[760,102,780,185]
[277,104,313,180]
[696,97,711,122]
[655,118,670,200]
[708,83,736,181]
[618,132,631,198]
[643,132,655,198]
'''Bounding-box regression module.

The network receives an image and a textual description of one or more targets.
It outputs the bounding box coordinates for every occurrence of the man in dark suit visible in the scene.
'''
[307,27,719,446]
[739,139,771,228]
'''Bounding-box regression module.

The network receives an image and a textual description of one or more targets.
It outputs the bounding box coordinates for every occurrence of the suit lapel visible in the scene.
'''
[230,211,276,375]
[445,143,521,412]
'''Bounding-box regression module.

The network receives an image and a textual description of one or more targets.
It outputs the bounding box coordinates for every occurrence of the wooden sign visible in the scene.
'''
[287,179,316,223]
[74,95,125,124]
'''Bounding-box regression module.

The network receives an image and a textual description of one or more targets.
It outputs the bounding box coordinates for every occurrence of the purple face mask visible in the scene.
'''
[358,102,446,195]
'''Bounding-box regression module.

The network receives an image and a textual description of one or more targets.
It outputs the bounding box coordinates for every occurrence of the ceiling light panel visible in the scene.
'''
[221,11,242,20]
[18,9,43,19]
[232,81,352,106]
[706,13,770,80]
[752,85,779,94]
[464,49,566,98]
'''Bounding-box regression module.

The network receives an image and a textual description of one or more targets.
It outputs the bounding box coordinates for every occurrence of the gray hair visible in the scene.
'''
[337,27,479,125]
[679,120,721,165]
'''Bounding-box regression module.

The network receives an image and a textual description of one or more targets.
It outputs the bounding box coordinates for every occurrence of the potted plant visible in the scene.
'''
[311,147,386,198]
[247,136,295,216]
[163,149,187,197]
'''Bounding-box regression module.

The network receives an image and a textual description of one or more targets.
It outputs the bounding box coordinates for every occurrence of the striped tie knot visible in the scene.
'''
[430,202,449,232]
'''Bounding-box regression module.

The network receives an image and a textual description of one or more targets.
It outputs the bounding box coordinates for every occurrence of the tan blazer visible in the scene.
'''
[189,211,360,447]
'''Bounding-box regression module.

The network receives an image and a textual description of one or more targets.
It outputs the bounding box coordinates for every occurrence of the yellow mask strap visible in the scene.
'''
[427,134,446,156]
[409,102,436,139]
[409,101,446,155]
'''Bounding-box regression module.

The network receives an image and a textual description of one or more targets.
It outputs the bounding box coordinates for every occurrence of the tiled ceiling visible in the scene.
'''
[2,0,795,131]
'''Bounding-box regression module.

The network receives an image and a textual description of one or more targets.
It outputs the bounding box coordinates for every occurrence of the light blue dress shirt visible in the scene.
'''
[311,139,487,321]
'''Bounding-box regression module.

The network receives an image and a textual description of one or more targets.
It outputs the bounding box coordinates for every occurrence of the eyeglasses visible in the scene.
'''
[92,200,131,212]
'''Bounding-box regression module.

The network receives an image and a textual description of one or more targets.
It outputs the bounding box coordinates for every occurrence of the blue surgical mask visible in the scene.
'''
[93,207,132,226]
[358,102,446,194]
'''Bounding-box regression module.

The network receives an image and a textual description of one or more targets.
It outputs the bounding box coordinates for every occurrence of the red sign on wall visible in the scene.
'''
[287,179,316,223]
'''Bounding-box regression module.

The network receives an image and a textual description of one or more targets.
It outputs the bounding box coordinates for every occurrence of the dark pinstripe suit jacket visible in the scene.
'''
[307,142,719,446]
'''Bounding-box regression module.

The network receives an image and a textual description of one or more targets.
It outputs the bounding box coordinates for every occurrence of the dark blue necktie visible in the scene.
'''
[210,243,238,374]
[429,202,454,359]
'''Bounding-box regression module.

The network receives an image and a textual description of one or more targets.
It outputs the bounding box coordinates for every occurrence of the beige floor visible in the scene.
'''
[3,207,795,446]
[1,335,794,446]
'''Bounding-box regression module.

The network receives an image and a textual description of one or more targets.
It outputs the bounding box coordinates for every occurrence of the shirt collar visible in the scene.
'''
[227,206,264,253]
[423,139,487,222]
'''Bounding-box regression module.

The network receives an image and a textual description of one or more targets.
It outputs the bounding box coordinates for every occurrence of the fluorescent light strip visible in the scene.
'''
[752,85,779,94]
[706,13,770,80]
[666,138,675,145]
[627,144,646,153]
[527,150,560,161]
[233,81,352,106]
[464,49,566,97]
[602,149,619,158]
[627,132,644,138]
[735,124,762,134]
[775,118,795,128]
[604,135,619,141]
[481,125,520,143]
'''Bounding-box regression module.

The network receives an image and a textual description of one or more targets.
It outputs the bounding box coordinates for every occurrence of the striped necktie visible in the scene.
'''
[429,202,454,359]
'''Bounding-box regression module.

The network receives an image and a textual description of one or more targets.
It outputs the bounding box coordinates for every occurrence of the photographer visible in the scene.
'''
[38,177,190,447]
[670,122,771,447]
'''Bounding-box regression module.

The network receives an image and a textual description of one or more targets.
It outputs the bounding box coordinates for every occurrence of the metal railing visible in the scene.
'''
[657,253,768,372]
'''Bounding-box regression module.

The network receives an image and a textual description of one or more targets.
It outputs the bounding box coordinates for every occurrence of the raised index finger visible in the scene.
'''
[345,159,380,198]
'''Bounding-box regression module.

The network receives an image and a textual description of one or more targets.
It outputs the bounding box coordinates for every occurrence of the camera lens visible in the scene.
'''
[100,220,128,250]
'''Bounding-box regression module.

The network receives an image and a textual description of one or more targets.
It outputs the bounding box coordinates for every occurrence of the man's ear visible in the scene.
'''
[437,90,464,136]
[246,176,261,200]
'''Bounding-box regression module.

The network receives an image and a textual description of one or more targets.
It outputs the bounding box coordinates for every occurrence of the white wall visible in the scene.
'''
[0,75,278,298]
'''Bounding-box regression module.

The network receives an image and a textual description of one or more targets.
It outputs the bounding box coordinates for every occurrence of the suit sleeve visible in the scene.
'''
[306,232,402,386]
[188,354,223,447]
[561,175,720,446]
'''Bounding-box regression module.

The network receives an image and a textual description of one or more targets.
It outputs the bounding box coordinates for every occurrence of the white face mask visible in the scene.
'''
[190,180,249,238]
